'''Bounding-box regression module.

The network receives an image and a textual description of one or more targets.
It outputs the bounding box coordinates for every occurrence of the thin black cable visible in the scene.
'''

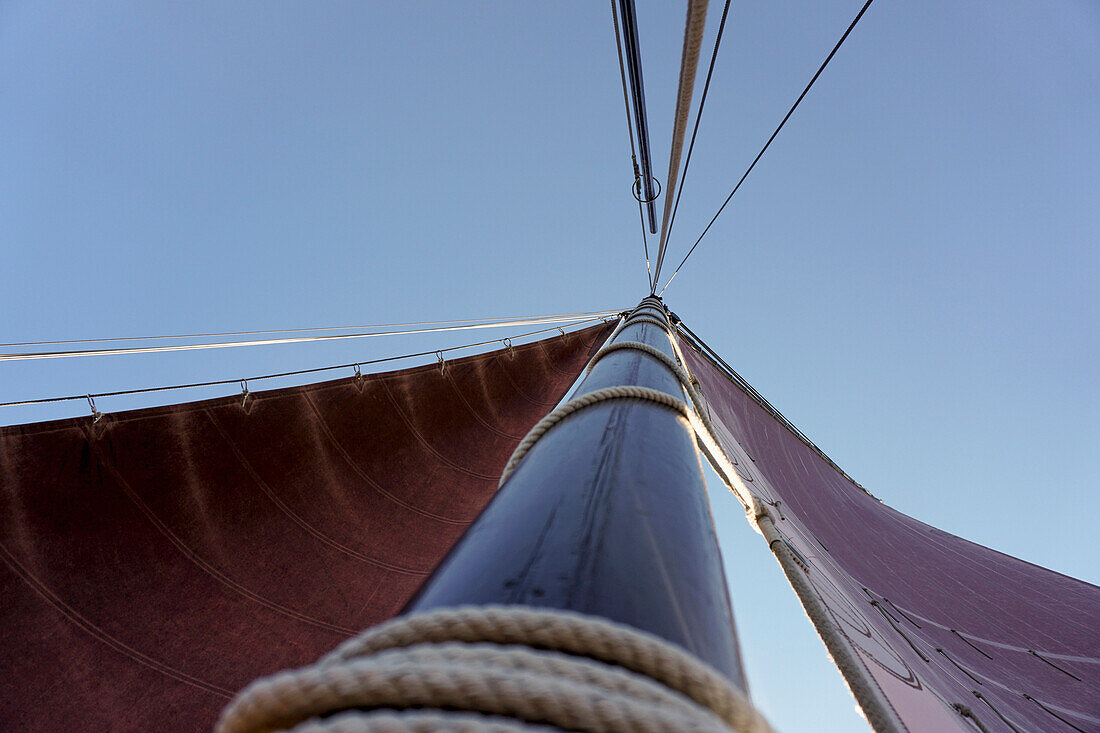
[0,321,607,409]
[662,0,732,258]
[610,0,654,291]
[660,0,876,295]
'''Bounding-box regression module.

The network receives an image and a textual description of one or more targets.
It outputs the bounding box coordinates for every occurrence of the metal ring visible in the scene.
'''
[632,176,662,204]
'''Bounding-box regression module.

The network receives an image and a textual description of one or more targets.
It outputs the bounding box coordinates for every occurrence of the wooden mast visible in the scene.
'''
[406,295,748,690]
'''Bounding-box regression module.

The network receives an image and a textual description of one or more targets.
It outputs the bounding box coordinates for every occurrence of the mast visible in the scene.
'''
[406,295,748,689]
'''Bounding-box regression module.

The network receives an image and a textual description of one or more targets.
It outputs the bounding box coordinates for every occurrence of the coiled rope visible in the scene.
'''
[613,315,671,332]
[498,385,691,486]
[216,606,773,733]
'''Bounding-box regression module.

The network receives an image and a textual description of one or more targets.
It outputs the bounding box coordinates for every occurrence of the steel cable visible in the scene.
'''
[0,313,622,362]
[0,320,610,409]
[660,0,877,295]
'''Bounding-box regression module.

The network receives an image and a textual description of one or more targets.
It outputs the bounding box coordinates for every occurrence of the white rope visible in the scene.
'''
[617,314,673,333]
[216,606,774,733]
[498,385,692,486]
[0,321,610,410]
[287,710,558,732]
[753,511,905,733]
[0,313,624,362]
[0,311,623,350]
[626,304,669,322]
[586,340,681,375]
[584,339,713,433]
[500,306,735,502]
[496,356,749,521]
[652,0,711,285]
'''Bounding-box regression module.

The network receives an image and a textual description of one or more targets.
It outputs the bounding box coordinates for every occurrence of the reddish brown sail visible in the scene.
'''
[680,332,1100,733]
[0,324,611,732]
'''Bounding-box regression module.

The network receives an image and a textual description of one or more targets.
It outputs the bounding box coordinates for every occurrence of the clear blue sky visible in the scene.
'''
[2,2,1097,731]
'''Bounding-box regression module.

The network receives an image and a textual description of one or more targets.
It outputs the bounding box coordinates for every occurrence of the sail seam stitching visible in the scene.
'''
[301,393,473,526]
[378,380,499,481]
[87,426,364,633]
[0,540,236,699]
[206,409,434,574]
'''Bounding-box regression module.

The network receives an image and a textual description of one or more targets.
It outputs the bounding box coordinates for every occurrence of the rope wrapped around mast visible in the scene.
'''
[215,606,774,733]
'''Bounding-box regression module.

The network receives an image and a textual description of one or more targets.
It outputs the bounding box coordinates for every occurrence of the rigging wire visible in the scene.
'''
[0,312,623,363]
[0,310,617,349]
[660,0,732,264]
[650,0,711,289]
[610,0,654,292]
[0,320,612,409]
[659,0,876,296]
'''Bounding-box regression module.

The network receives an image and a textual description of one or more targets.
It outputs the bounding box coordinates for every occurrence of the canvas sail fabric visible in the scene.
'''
[680,339,1100,733]
[0,324,610,732]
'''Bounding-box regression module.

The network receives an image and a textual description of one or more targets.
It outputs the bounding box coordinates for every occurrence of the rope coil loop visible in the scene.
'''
[586,340,682,376]
[619,315,673,333]
[215,606,774,733]
[628,304,669,322]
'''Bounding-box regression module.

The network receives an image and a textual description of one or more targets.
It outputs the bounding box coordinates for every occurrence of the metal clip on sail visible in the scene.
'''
[86,394,102,424]
[239,380,252,413]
